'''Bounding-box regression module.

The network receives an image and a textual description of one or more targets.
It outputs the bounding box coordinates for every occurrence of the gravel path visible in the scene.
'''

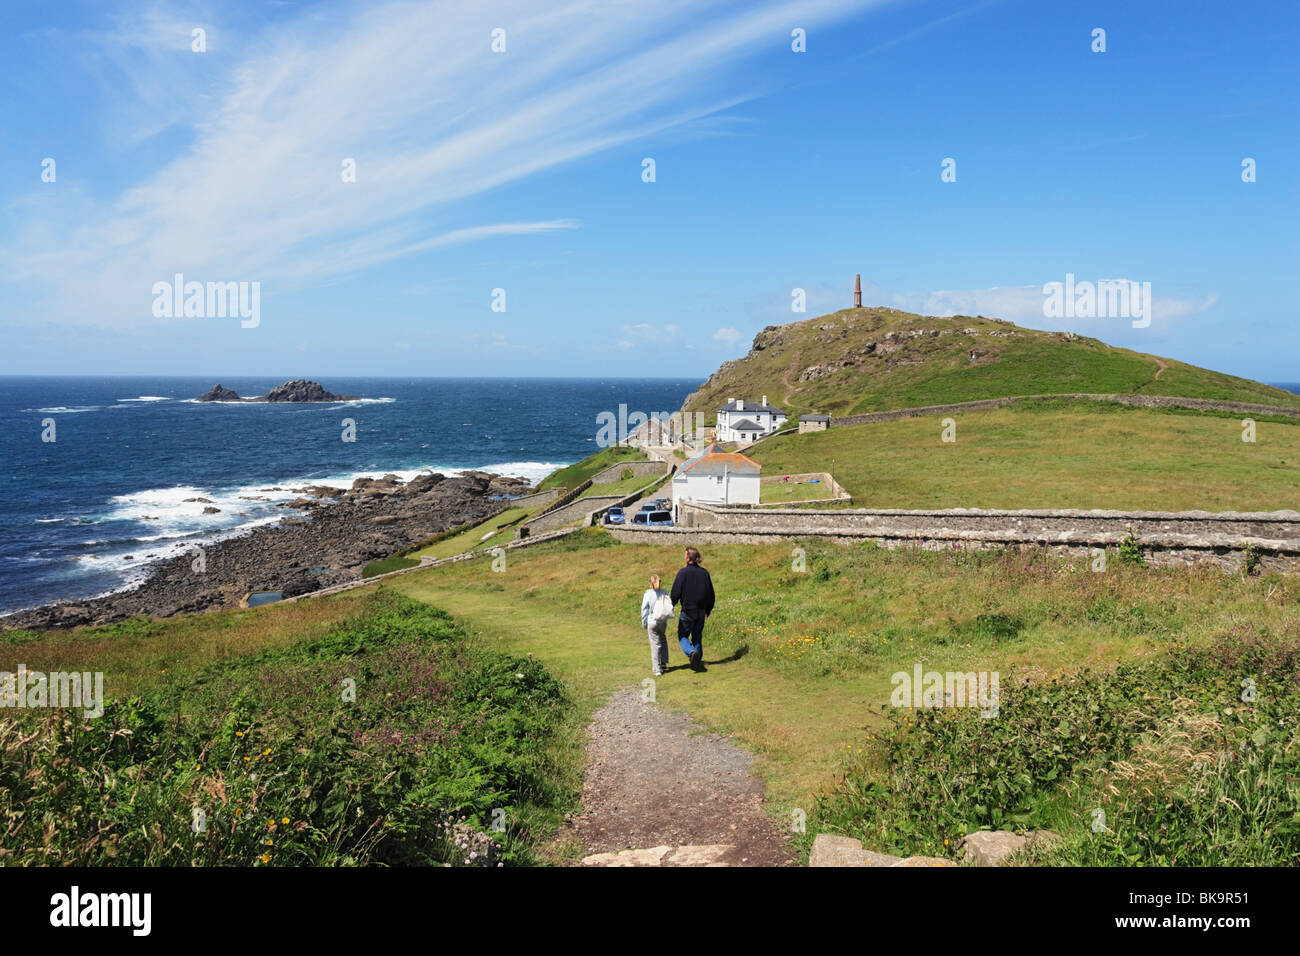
[560,688,794,866]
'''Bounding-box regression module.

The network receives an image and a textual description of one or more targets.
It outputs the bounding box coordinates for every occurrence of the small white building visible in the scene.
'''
[716,395,787,443]
[671,444,761,507]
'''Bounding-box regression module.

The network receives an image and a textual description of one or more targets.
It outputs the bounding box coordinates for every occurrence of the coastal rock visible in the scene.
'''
[197,384,241,402]
[202,506,221,514]
[2,470,530,631]
[261,379,357,402]
[184,497,215,504]
[195,380,358,403]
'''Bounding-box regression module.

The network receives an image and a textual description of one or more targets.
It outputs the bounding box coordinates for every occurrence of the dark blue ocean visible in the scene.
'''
[0,377,696,615]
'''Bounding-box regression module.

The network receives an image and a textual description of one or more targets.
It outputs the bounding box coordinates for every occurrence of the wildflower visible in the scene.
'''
[261,853,271,864]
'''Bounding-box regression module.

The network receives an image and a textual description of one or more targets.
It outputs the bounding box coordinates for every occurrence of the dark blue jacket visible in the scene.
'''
[670,564,715,618]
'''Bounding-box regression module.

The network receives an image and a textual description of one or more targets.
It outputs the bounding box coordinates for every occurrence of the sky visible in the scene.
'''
[1,0,1296,381]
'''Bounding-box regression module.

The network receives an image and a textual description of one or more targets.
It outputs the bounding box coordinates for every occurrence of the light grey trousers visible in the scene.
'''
[647,623,669,674]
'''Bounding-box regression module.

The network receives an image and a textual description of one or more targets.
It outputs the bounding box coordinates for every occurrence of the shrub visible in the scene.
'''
[0,588,571,866]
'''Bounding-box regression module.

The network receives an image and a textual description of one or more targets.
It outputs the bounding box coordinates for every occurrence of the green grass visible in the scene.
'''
[413,506,536,560]
[535,446,647,492]
[10,528,1299,865]
[751,402,1300,511]
[390,532,1300,836]
[0,590,572,866]
[581,474,659,499]
[817,627,1300,865]
[360,555,420,577]
[761,479,836,503]
[681,307,1300,421]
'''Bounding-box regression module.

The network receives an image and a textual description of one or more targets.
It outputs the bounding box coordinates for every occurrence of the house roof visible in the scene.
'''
[718,399,784,415]
[800,414,830,422]
[678,443,761,476]
[730,418,760,431]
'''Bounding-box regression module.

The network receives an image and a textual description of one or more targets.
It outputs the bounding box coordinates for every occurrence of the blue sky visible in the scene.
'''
[1,0,1296,381]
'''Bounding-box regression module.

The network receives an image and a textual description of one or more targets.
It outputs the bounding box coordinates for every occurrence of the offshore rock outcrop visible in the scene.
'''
[196,379,358,402]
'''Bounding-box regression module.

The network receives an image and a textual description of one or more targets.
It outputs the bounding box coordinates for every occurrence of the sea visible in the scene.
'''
[0,377,697,616]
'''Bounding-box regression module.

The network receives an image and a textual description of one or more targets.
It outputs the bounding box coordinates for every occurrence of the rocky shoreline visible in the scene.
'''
[2,470,532,631]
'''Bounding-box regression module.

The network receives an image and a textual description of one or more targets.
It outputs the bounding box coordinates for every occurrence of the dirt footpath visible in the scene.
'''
[559,688,794,866]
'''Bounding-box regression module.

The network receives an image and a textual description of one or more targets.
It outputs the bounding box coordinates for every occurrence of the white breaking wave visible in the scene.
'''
[117,396,170,402]
[56,458,567,590]
[33,405,100,414]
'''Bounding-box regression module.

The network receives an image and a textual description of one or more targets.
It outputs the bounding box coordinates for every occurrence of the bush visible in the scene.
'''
[0,588,571,866]
[813,627,1300,865]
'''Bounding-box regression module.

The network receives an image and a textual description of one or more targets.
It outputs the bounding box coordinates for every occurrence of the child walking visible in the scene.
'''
[640,573,672,676]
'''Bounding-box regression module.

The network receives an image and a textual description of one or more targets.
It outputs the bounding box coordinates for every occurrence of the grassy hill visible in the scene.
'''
[750,401,1300,512]
[681,307,1300,420]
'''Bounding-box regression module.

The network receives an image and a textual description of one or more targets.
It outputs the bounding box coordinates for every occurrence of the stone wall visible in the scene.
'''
[621,501,1300,575]
[501,488,560,509]
[525,495,625,534]
[606,524,1300,575]
[533,478,592,518]
[831,393,1300,428]
[590,459,670,484]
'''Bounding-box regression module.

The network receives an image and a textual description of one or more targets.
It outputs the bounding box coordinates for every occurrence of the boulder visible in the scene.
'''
[960,829,1061,866]
[809,834,869,867]
[197,384,241,402]
[260,380,357,402]
[891,856,958,867]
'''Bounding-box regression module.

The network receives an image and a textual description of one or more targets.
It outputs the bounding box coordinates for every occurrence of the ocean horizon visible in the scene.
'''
[1,376,697,616]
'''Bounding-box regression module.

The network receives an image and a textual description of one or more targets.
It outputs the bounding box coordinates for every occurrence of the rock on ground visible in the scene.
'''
[561,689,793,867]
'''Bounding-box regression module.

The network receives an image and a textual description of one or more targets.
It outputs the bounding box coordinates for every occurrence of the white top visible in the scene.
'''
[640,588,669,629]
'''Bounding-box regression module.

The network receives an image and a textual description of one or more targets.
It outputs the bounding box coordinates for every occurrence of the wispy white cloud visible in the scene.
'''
[889,282,1217,334]
[5,0,883,331]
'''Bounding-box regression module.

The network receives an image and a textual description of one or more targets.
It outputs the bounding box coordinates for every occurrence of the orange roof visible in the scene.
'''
[679,443,761,475]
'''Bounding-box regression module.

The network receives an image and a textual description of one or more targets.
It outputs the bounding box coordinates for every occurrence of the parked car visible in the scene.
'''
[633,510,674,527]
[638,503,657,512]
[653,498,671,510]
[603,506,625,525]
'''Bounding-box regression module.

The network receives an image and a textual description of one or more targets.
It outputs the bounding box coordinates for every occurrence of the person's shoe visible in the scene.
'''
[690,650,702,668]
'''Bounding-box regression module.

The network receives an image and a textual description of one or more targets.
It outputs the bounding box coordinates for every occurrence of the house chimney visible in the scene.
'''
[854,274,862,308]
[737,399,744,411]
[761,394,767,407]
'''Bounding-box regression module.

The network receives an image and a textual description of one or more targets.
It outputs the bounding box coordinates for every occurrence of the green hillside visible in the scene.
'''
[749,401,1300,512]
[681,308,1300,420]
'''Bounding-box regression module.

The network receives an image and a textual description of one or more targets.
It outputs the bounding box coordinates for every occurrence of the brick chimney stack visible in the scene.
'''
[854,274,862,308]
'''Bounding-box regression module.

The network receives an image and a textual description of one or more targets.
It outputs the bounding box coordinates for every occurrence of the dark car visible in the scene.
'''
[603,506,625,525]
[638,503,657,512]
[653,498,671,510]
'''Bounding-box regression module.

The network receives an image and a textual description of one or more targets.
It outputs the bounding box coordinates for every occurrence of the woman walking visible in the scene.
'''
[640,573,672,676]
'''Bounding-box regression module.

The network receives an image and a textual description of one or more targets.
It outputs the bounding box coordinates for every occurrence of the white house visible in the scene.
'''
[671,444,761,508]
[715,395,787,443]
